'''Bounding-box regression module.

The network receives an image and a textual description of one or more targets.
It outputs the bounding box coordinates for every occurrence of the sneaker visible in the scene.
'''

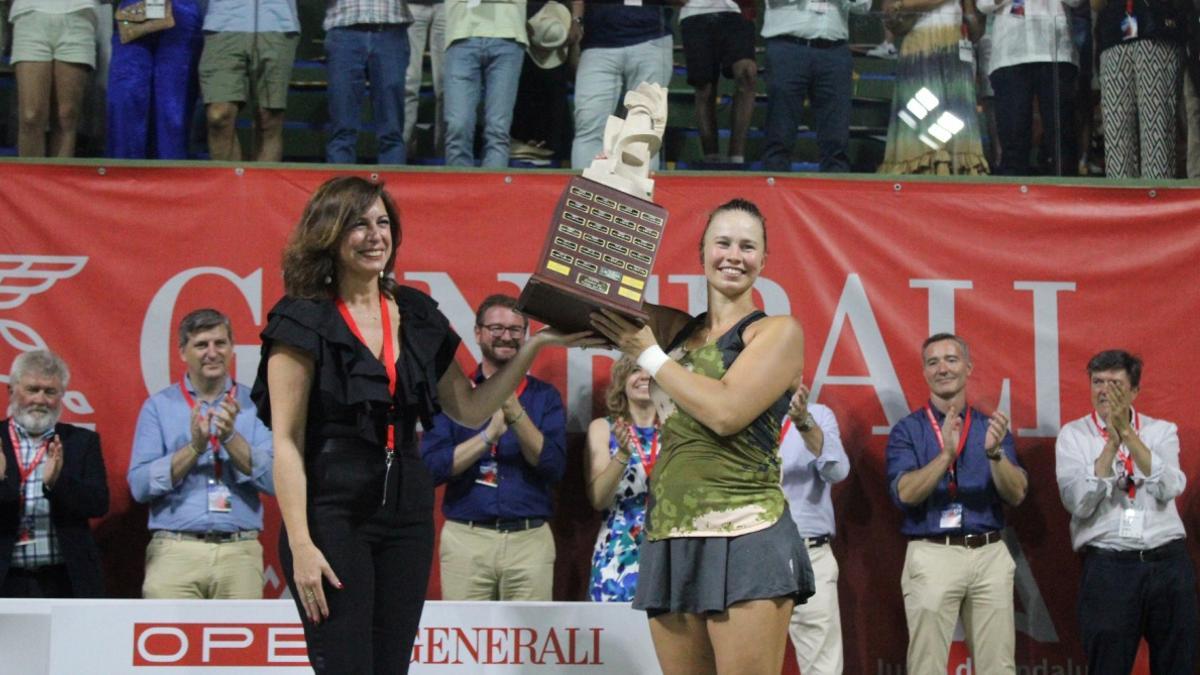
[866,41,898,59]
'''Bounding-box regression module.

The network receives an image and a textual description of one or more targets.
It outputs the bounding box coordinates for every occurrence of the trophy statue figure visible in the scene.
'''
[581,82,669,200]
[517,82,670,335]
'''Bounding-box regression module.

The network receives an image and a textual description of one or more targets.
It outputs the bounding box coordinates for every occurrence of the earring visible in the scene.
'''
[323,275,332,285]
[379,271,384,279]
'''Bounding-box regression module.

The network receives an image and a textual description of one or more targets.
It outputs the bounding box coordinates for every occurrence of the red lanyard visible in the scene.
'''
[627,422,660,477]
[1125,0,1133,15]
[337,294,398,451]
[7,423,50,487]
[179,380,236,480]
[1091,410,1141,497]
[925,403,973,500]
[472,368,528,456]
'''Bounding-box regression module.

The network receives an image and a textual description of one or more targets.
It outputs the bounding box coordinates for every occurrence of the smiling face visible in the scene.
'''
[1090,368,1138,419]
[336,197,393,282]
[701,209,766,296]
[922,337,972,403]
[180,324,233,389]
[624,366,652,404]
[475,306,527,369]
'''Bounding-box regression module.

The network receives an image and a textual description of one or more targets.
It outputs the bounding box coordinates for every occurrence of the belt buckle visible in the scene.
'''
[203,531,228,544]
[1139,548,1147,562]
[963,533,982,548]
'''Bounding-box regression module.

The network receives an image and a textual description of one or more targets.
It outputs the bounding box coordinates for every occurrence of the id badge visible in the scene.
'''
[145,0,167,19]
[1121,13,1138,40]
[207,480,233,513]
[16,516,35,546]
[809,0,831,14]
[939,503,964,529]
[959,39,975,64]
[475,458,500,488]
[1119,507,1145,539]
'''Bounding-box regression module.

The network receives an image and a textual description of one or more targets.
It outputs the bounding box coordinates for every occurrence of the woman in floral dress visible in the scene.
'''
[586,356,659,602]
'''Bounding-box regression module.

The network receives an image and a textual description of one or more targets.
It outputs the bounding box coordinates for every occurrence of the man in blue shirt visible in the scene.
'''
[885,333,1027,674]
[128,308,274,599]
[421,294,566,600]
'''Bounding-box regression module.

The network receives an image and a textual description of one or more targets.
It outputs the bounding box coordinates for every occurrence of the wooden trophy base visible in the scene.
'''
[517,176,666,335]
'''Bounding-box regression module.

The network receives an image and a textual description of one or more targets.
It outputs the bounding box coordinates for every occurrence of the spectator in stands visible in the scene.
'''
[1,350,108,598]
[569,1,674,170]
[679,0,757,165]
[107,0,204,159]
[761,0,870,172]
[978,0,1082,176]
[509,1,576,165]
[8,0,99,158]
[443,0,528,167]
[781,380,849,675]
[421,294,566,601]
[1093,0,1190,178]
[885,333,1026,673]
[200,0,300,162]
[323,0,412,165]
[1055,350,1198,674]
[878,0,990,174]
[586,356,657,602]
[128,309,274,599]
[404,0,445,158]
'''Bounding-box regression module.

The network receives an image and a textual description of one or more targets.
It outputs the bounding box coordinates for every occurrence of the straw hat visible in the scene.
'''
[526,1,571,69]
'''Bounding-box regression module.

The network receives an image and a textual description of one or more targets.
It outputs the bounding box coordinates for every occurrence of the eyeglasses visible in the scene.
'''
[480,324,526,338]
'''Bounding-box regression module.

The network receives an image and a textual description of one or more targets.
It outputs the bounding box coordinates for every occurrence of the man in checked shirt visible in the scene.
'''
[1055,349,1198,674]
[0,349,108,597]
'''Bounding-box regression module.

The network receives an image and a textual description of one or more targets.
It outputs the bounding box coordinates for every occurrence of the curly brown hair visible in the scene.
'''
[604,356,643,422]
[281,176,403,299]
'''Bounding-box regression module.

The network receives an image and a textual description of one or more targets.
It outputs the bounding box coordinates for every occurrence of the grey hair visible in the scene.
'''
[177,308,232,349]
[10,349,71,388]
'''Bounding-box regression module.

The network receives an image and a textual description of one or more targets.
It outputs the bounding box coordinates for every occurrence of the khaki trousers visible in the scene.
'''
[901,539,1016,674]
[142,535,264,599]
[788,543,844,675]
[439,520,555,601]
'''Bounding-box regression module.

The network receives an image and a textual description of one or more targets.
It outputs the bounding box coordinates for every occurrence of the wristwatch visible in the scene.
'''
[795,414,814,432]
[986,448,1003,461]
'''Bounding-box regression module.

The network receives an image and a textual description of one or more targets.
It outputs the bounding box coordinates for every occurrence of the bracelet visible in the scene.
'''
[636,345,670,378]
[480,430,494,446]
[614,453,631,465]
[506,409,526,425]
[190,443,206,459]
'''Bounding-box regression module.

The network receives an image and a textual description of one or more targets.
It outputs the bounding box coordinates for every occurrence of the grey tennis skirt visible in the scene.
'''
[632,512,815,616]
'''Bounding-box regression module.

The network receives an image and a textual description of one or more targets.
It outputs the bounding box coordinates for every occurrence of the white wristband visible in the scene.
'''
[636,345,670,378]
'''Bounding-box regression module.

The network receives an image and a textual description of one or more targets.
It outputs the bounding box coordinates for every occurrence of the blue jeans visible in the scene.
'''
[762,38,852,173]
[443,37,524,167]
[570,34,673,170]
[325,24,410,165]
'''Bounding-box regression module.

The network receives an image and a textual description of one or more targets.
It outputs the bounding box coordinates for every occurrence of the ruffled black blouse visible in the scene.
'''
[250,287,461,456]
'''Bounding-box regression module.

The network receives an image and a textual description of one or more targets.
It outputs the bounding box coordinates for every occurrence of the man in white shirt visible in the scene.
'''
[1055,349,1197,675]
[780,381,849,674]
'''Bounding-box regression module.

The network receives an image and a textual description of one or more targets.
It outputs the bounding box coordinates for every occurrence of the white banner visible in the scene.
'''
[0,599,660,674]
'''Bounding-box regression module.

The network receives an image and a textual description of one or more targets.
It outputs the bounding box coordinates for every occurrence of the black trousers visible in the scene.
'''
[990,62,1079,176]
[0,564,73,598]
[1079,540,1199,675]
[281,440,435,674]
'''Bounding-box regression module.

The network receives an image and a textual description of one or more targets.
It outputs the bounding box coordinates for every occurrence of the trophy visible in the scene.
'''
[517,83,670,334]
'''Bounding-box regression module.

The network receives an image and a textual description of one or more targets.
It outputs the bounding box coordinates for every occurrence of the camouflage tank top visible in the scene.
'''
[645,311,790,540]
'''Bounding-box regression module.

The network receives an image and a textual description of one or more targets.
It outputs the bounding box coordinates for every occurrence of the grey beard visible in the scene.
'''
[11,406,59,436]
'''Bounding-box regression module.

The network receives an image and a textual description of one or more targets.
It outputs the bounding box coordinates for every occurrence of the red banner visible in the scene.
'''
[2,163,1198,673]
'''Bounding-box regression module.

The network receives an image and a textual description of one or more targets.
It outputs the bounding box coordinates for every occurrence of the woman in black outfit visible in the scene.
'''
[251,176,594,673]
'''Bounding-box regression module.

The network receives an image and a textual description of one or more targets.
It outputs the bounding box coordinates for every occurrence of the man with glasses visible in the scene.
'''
[420,294,566,600]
